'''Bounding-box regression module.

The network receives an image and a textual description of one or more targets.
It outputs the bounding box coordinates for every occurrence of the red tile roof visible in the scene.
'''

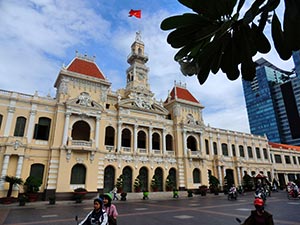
[167,86,199,103]
[66,58,105,79]
[269,142,300,152]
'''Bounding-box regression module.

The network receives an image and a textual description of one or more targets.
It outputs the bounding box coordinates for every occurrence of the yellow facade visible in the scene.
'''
[0,33,299,200]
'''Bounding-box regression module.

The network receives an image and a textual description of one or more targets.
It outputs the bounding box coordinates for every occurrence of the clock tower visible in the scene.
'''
[125,31,153,98]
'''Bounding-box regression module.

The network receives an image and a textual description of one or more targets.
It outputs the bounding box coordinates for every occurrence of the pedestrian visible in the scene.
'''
[78,197,108,225]
[102,193,118,225]
[111,186,119,200]
[242,198,274,225]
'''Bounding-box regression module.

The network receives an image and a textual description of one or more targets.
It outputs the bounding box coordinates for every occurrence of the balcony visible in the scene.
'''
[71,140,92,147]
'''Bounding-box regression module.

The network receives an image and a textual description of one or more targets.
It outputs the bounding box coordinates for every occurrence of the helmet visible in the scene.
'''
[94,197,103,205]
[103,193,113,201]
[254,198,264,206]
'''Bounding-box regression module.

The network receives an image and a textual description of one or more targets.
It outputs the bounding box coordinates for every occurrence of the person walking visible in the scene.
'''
[111,186,119,200]
[78,197,108,225]
[242,198,274,225]
[102,193,118,225]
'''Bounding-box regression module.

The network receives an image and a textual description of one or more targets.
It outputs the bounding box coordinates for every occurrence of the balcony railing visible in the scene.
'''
[71,140,92,147]
[122,147,131,153]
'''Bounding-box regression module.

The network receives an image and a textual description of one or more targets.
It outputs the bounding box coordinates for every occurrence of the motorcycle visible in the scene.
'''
[228,187,238,200]
[287,189,300,200]
[254,189,267,203]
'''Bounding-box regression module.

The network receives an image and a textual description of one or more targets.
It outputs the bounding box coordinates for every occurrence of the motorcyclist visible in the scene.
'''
[242,198,274,225]
[228,184,237,199]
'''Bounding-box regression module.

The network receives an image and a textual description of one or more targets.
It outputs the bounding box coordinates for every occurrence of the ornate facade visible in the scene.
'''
[0,33,299,199]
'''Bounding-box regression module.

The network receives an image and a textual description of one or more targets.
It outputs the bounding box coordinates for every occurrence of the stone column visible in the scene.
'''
[134,125,138,153]
[0,155,10,189]
[62,112,71,145]
[237,167,241,186]
[26,107,37,143]
[162,129,166,154]
[183,129,187,156]
[218,166,223,186]
[148,126,152,155]
[117,122,122,152]
[4,106,15,137]
[95,116,100,149]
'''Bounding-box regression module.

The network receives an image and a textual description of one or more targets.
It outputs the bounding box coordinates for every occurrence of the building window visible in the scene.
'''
[166,134,173,151]
[33,117,51,140]
[247,146,253,158]
[298,157,300,165]
[121,128,131,147]
[293,156,297,164]
[187,136,197,151]
[205,139,209,155]
[232,144,236,156]
[193,168,201,183]
[137,130,146,149]
[239,145,245,157]
[213,142,218,155]
[71,120,90,141]
[255,147,261,159]
[0,114,3,129]
[274,154,282,163]
[263,148,268,159]
[105,126,115,146]
[14,116,26,137]
[29,163,44,182]
[70,164,86,184]
[285,155,291,164]
[152,132,160,150]
[221,143,228,156]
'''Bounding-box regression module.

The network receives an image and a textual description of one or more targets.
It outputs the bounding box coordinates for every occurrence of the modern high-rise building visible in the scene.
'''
[242,58,300,146]
[292,50,300,76]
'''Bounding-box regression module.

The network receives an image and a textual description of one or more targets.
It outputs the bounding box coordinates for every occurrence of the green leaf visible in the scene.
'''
[271,12,292,60]
[283,0,300,51]
[251,23,271,54]
[241,60,256,81]
[243,0,265,25]
[160,13,210,31]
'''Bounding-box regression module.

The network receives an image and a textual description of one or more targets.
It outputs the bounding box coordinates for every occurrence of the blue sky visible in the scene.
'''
[0,0,295,133]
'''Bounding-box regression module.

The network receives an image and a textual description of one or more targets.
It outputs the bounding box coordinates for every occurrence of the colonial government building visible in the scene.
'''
[1,33,300,199]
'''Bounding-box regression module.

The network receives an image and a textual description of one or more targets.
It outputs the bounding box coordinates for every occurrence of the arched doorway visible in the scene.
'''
[123,166,132,192]
[139,167,148,191]
[104,166,115,192]
[166,168,177,190]
[154,167,163,191]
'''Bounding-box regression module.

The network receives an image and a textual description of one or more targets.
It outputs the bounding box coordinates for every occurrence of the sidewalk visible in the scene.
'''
[0,191,214,209]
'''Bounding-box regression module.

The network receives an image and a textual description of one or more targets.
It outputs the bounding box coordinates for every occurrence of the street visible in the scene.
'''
[1,190,299,225]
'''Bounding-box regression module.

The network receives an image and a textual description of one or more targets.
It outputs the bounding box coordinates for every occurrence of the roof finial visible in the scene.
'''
[135,31,142,42]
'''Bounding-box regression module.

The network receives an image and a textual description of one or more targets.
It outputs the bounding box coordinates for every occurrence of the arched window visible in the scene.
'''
[205,139,209,155]
[71,120,90,141]
[166,134,173,151]
[30,163,44,182]
[213,142,218,155]
[193,168,201,183]
[0,114,3,130]
[33,117,51,140]
[247,146,253,158]
[187,136,197,151]
[221,143,228,156]
[137,130,146,149]
[14,116,26,137]
[152,132,160,150]
[121,128,131,147]
[105,126,115,146]
[70,164,86,184]
[239,145,245,157]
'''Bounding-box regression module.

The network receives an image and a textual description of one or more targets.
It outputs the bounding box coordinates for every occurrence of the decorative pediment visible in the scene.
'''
[118,93,169,115]
[66,92,104,111]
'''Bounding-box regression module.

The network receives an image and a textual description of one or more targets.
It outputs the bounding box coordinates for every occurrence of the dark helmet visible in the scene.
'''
[94,197,103,205]
[254,198,264,206]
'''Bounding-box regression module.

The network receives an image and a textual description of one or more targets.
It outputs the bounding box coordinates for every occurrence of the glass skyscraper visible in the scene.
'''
[242,57,300,146]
